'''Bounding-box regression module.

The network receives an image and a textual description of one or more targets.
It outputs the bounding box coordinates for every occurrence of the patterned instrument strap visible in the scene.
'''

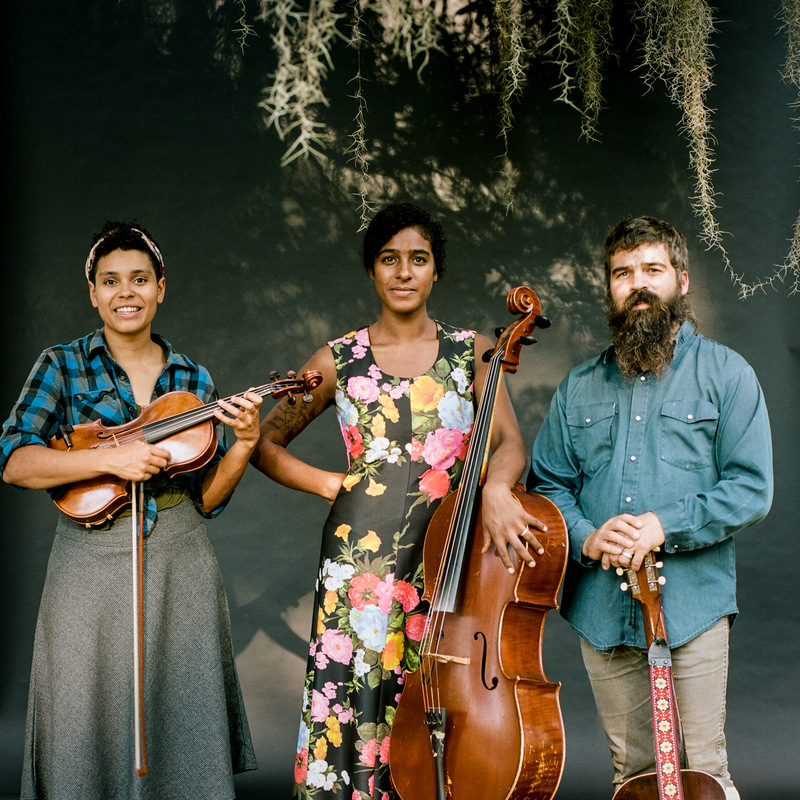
[648,637,683,800]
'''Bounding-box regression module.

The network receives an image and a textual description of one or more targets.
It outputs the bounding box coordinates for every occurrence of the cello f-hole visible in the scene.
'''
[474,631,498,691]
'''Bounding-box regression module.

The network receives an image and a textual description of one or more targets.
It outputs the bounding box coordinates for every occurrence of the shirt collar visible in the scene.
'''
[86,327,195,371]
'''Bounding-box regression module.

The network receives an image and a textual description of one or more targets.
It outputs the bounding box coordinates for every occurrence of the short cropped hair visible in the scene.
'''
[604,216,689,283]
[86,221,164,282]
[362,203,446,279]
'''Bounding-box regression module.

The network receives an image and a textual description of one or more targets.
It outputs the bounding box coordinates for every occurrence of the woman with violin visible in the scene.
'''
[0,221,261,799]
[251,203,546,799]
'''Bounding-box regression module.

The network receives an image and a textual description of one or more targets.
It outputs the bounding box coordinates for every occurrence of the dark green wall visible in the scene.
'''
[1,2,797,797]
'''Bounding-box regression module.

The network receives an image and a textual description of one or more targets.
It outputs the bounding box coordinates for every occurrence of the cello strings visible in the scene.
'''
[421,347,503,716]
[421,346,503,707]
[426,348,500,634]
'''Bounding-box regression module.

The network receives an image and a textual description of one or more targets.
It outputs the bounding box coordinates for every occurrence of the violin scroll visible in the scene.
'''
[272,369,323,405]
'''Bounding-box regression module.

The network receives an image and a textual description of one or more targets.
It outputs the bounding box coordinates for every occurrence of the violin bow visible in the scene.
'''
[131,482,148,777]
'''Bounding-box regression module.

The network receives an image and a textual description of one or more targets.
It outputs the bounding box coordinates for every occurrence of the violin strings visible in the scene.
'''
[141,382,282,440]
[96,380,299,448]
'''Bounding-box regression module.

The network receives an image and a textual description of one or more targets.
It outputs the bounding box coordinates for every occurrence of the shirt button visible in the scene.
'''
[585,418,592,424]
[625,496,632,503]
[639,375,646,382]
[630,456,637,461]
[687,414,694,420]
[635,415,642,422]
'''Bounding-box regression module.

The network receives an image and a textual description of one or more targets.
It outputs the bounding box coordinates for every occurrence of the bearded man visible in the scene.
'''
[528,216,773,799]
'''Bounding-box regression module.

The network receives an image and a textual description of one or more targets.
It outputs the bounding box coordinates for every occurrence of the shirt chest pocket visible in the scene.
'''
[567,402,616,475]
[659,400,719,471]
[71,388,121,426]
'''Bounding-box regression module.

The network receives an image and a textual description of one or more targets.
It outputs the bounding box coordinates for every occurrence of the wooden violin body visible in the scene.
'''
[48,372,321,525]
[389,487,568,800]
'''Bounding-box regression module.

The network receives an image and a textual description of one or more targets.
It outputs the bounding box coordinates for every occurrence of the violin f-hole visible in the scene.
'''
[473,631,498,691]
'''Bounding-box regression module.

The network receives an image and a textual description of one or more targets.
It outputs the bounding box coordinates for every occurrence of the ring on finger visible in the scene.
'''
[622,550,634,559]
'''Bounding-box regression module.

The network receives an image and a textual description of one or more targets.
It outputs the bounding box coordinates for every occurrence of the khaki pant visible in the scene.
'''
[580,617,739,798]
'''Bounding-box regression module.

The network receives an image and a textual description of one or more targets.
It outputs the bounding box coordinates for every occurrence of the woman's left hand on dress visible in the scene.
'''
[480,479,547,573]
[214,390,264,452]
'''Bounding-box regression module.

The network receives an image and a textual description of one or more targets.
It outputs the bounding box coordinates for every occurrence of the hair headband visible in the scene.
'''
[84,227,165,282]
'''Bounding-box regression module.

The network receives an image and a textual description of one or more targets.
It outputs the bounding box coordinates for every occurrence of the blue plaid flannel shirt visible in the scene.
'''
[0,328,228,534]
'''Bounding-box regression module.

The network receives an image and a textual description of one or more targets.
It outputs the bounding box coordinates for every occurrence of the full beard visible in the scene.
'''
[606,288,692,379]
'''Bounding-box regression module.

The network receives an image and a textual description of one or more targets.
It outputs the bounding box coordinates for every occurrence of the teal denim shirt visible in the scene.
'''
[529,322,773,649]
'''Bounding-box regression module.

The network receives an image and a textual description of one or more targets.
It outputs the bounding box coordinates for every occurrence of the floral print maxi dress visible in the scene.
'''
[294,321,476,799]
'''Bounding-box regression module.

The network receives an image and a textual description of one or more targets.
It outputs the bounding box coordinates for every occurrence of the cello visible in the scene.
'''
[389,286,568,800]
[613,551,727,800]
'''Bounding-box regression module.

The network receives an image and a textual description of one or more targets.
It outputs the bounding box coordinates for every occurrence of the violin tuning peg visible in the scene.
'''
[655,561,663,569]
[269,370,280,380]
[620,582,629,592]
[519,336,537,346]
[286,395,296,405]
[658,576,666,586]
[286,370,297,379]
[534,315,551,329]
[616,567,624,576]
[494,327,505,338]
[302,394,314,404]
[481,349,493,363]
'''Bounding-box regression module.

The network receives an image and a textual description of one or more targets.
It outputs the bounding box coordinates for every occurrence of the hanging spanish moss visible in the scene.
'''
[258,0,343,165]
[550,0,613,142]
[776,0,800,295]
[241,0,799,297]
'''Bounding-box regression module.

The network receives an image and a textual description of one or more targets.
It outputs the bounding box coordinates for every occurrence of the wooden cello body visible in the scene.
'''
[389,286,568,800]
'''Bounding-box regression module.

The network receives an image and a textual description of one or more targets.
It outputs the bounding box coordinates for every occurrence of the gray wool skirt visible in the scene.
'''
[21,500,257,800]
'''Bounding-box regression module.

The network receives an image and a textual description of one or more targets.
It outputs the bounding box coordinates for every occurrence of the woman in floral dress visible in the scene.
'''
[252,204,546,799]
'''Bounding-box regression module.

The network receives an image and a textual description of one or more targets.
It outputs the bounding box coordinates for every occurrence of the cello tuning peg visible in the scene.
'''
[534,315,551,329]
[519,336,537,346]
[494,327,505,338]
[286,370,297,379]
[269,370,280,380]
[620,582,629,592]
[655,561,663,569]
[616,567,624,576]
[481,349,493,363]
[658,576,666,586]
[302,393,314,404]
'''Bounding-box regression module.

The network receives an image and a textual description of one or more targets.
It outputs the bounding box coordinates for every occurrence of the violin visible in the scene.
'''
[613,551,726,800]
[48,370,322,525]
[389,287,568,800]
